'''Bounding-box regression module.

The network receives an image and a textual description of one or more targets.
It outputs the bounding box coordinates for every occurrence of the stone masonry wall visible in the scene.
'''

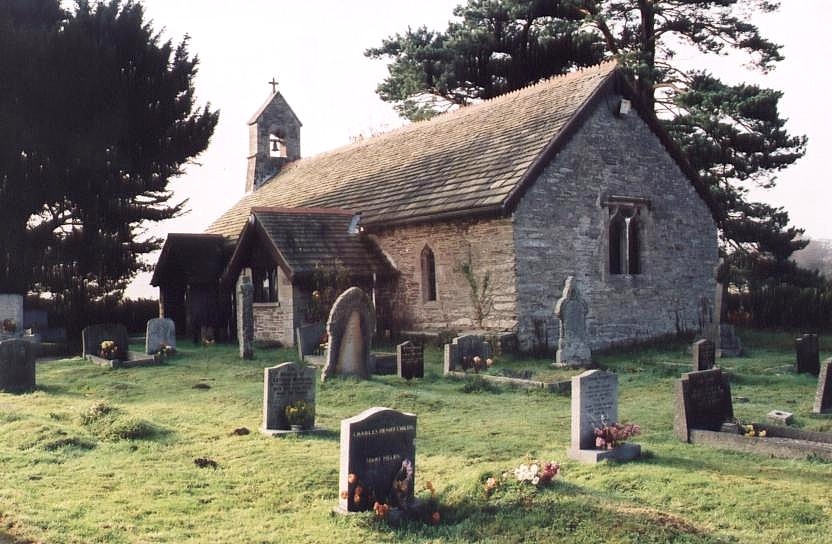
[372,218,517,333]
[512,95,718,352]
[252,267,295,345]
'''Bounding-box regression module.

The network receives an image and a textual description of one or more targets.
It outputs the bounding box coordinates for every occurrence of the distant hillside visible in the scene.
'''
[793,238,832,278]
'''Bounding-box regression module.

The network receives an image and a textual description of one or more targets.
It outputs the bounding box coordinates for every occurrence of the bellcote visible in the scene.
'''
[246,85,302,193]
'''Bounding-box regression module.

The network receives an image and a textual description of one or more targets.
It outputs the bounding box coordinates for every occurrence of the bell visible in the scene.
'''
[271,140,279,152]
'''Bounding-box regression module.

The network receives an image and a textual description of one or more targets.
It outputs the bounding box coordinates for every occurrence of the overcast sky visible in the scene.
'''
[124,0,831,298]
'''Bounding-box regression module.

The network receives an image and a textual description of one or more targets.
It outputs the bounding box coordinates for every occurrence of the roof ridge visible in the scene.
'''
[251,206,355,216]
[259,60,620,186]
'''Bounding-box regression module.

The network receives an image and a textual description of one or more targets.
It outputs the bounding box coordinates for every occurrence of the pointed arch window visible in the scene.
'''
[605,197,648,276]
[420,245,437,302]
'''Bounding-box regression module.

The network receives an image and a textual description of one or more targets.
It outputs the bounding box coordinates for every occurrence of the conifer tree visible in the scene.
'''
[0,0,218,312]
[367,0,809,288]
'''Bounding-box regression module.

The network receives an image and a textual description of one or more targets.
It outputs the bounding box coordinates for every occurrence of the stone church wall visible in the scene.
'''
[371,218,518,334]
[252,267,296,345]
[512,95,718,352]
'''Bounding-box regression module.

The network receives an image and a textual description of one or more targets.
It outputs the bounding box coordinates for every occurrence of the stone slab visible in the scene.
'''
[82,324,129,361]
[397,341,424,380]
[688,428,832,461]
[567,442,641,464]
[570,369,617,451]
[0,338,36,392]
[692,339,715,371]
[322,287,375,382]
[261,362,316,433]
[767,409,793,425]
[674,368,733,442]
[813,358,832,414]
[145,317,176,355]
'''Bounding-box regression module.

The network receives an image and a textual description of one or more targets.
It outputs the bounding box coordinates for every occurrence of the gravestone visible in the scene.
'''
[674,368,733,442]
[370,352,397,375]
[237,276,254,359]
[337,407,417,513]
[718,324,743,357]
[795,333,820,375]
[567,369,640,463]
[322,287,375,382]
[145,317,176,355]
[296,322,326,360]
[397,341,424,380]
[813,358,832,414]
[554,276,592,367]
[442,334,491,374]
[261,362,317,434]
[0,339,36,392]
[82,323,129,361]
[692,339,715,371]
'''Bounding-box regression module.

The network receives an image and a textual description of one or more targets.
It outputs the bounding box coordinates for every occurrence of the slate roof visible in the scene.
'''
[206,61,624,238]
[220,207,396,286]
[150,233,231,286]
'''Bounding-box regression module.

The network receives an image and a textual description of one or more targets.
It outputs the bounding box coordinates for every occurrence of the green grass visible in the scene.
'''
[1,330,831,543]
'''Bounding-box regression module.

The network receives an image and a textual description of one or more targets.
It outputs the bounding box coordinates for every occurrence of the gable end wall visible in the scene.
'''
[513,94,718,352]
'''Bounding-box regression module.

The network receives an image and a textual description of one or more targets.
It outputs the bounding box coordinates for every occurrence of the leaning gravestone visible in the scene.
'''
[813,358,832,414]
[554,276,592,367]
[322,287,375,382]
[397,341,424,380]
[82,323,129,361]
[261,362,317,435]
[237,276,254,360]
[674,368,733,442]
[0,338,36,392]
[567,369,640,463]
[795,333,820,375]
[692,339,715,371]
[337,407,417,513]
[145,317,176,355]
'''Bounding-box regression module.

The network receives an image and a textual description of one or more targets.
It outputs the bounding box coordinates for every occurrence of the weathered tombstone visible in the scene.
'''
[767,409,794,425]
[337,407,417,513]
[554,276,592,367]
[813,358,832,414]
[397,341,424,380]
[261,362,317,435]
[0,339,36,392]
[674,368,733,442]
[370,352,397,375]
[145,317,176,355]
[567,369,640,463]
[795,333,820,375]
[692,339,715,371]
[442,334,491,374]
[296,322,326,360]
[322,287,375,382]
[718,324,743,357]
[237,276,254,359]
[82,323,129,361]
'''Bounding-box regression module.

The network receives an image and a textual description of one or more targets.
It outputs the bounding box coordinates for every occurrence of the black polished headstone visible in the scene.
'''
[397,341,424,380]
[338,407,416,513]
[0,339,36,392]
[674,368,733,442]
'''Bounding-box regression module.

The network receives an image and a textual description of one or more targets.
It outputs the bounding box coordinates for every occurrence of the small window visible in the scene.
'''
[253,268,278,302]
[608,206,643,275]
[420,246,437,302]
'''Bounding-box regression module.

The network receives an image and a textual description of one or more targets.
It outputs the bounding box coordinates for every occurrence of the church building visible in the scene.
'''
[151,61,719,352]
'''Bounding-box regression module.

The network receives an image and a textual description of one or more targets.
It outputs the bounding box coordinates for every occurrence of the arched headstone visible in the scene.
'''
[322,287,375,382]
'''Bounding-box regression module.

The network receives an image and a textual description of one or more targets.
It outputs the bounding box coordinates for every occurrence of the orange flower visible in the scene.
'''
[353,494,361,504]
[431,511,441,525]
[354,485,363,496]
[347,473,358,485]
[340,490,348,500]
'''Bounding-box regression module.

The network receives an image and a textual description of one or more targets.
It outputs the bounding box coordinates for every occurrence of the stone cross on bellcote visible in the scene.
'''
[268,78,279,94]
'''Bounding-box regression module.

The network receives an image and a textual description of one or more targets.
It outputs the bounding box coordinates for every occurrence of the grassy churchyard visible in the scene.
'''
[1,330,831,543]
